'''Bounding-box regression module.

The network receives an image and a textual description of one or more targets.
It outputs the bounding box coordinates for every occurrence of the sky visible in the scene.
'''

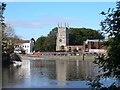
[4,2,116,40]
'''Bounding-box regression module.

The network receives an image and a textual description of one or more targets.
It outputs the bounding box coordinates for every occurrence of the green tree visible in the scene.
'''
[34,36,48,52]
[69,28,104,45]
[34,28,57,52]
[89,1,120,89]
[73,48,78,52]
[97,1,120,79]
[47,27,57,51]
[46,36,56,51]
[61,45,65,51]
[48,27,58,37]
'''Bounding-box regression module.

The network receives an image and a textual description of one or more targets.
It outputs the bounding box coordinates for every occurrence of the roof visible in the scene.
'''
[15,40,30,44]
[86,39,108,42]
[20,40,30,43]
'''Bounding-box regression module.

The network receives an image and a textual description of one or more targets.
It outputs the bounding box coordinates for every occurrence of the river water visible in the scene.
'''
[2,60,118,88]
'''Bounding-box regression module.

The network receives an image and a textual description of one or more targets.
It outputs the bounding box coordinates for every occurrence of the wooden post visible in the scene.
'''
[83,54,84,61]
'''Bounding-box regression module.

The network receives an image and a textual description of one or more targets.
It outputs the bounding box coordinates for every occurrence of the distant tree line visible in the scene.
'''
[34,27,104,52]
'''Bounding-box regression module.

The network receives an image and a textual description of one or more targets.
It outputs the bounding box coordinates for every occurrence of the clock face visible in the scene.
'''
[59,39,62,42]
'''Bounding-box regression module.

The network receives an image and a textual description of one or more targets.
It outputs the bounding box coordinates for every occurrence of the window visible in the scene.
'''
[91,42,96,49]
[91,42,94,49]
[59,39,62,42]
[69,47,71,51]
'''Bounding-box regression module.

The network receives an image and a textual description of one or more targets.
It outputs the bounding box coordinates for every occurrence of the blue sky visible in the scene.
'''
[4,2,116,40]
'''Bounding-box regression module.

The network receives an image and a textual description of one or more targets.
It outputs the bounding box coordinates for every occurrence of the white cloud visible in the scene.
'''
[5,19,44,28]
[5,16,82,28]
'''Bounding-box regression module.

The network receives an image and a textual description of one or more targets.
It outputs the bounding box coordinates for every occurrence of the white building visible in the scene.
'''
[14,38,35,54]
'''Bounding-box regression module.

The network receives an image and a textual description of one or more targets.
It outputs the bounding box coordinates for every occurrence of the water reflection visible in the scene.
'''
[56,60,67,86]
[66,60,99,81]
[2,60,101,88]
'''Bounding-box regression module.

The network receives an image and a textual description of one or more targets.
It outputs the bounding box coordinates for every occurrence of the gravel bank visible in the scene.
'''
[19,54,96,61]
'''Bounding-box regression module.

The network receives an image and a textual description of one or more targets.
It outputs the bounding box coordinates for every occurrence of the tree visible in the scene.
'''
[2,24,18,52]
[0,3,19,52]
[98,1,120,79]
[61,45,65,51]
[73,48,78,52]
[48,27,58,37]
[0,2,6,51]
[0,3,6,28]
[1,3,21,65]
[2,24,15,38]
[46,36,56,51]
[89,1,120,89]
[34,36,48,52]
[47,27,57,51]
[69,28,104,45]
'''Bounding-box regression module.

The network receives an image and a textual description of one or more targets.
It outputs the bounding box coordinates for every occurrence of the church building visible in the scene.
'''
[56,23,69,51]
[56,24,107,53]
[56,24,84,52]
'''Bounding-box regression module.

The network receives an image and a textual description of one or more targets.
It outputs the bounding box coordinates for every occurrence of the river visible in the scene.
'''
[2,59,118,88]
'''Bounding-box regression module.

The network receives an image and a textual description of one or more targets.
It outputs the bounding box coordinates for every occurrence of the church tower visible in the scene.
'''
[56,23,69,51]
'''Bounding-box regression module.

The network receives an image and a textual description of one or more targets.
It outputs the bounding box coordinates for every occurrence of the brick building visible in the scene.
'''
[66,45,84,52]
[83,39,107,52]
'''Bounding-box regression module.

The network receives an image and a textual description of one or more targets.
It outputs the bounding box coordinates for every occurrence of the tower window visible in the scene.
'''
[59,39,62,42]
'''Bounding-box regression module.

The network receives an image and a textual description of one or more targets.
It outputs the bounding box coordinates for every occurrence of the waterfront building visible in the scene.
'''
[14,38,35,54]
[66,45,84,52]
[83,39,107,52]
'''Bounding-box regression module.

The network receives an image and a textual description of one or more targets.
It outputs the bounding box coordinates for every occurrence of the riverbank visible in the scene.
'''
[19,54,96,61]
[2,53,21,65]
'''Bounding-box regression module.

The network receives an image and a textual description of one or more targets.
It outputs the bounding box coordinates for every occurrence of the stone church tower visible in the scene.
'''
[56,23,69,51]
